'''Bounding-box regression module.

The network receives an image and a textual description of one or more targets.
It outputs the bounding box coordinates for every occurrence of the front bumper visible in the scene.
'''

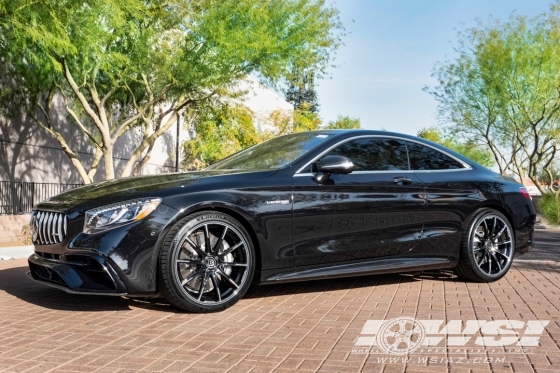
[27,202,180,295]
[27,253,128,295]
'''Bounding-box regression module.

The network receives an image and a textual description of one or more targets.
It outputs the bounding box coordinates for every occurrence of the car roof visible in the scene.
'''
[305,129,487,170]
[306,129,426,141]
[307,129,417,139]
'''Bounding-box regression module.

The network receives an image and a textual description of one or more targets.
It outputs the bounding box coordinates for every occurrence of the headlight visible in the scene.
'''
[83,198,161,234]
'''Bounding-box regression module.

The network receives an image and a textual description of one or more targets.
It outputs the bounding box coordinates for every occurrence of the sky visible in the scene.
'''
[315,0,554,135]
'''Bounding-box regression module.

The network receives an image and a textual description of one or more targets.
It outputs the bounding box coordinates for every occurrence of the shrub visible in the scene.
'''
[18,224,33,245]
[539,193,560,225]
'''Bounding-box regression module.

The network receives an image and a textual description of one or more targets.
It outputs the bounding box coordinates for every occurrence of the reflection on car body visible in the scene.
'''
[27,130,535,312]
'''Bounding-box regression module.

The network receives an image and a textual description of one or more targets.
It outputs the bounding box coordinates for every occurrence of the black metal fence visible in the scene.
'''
[0,181,83,215]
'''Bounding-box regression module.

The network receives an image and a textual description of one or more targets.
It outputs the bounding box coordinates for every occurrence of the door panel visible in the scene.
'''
[405,140,485,259]
[293,136,427,267]
[292,174,338,267]
[413,171,484,258]
[326,172,426,265]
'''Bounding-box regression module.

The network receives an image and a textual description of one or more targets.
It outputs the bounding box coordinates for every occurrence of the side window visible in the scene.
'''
[325,138,409,171]
[406,142,464,170]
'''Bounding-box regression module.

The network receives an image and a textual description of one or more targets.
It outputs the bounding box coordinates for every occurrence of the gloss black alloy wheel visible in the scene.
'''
[454,208,515,282]
[159,211,255,312]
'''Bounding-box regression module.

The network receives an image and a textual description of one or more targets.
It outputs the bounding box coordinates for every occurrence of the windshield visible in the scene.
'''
[207,132,331,171]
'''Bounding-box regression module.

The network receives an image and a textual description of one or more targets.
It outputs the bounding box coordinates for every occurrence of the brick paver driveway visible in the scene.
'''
[0,231,559,373]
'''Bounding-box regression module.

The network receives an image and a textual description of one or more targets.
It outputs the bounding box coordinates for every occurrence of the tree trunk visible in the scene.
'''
[528,173,547,196]
[132,142,155,176]
[103,144,115,180]
[29,110,93,184]
[121,111,178,177]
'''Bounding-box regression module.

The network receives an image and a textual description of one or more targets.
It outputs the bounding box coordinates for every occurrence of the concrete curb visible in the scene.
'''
[0,245,34,260]
[535,224,560,230]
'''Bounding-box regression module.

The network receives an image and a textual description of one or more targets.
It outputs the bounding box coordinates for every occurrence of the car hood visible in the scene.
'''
[36,169,277,213]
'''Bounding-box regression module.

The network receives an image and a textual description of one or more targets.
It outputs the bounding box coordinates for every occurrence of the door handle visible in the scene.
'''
[393,177,412,185]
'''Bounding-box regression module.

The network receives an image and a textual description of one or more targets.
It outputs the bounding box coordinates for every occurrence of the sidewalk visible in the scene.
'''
[0,233,558,373]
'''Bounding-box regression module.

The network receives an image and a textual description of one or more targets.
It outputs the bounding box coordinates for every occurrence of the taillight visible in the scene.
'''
[519,187,531,200]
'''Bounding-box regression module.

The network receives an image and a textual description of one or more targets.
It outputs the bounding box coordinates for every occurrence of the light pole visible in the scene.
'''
[175,112,180,172]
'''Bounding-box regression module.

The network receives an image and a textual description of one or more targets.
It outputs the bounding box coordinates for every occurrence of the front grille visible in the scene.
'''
[31,211,68,245]
[35,252,61,260]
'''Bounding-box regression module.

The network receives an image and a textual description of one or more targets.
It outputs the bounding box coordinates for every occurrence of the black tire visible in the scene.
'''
[454,208,515,282]
[159,210,255,312]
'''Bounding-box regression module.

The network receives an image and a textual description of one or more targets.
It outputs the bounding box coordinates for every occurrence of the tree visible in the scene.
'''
[0,0,343,184]
[183,106,363,169]
[292,104,323,132]
[268,110,361,136]
[417,127,494,167]
[182,102,262,170]
[266,102,322,135]
[537,163,559,186]
[285,70,320,113]
[425,6,560,194]
[324,115,361,129]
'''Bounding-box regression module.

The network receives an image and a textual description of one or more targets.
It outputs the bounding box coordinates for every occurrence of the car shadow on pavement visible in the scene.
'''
[0,265,174,312]
[244,269,460,299]
[1,260,556,313]
[0,264,464,313]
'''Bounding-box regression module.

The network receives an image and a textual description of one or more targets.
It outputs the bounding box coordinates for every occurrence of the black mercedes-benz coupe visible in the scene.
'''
[27,130,535,312]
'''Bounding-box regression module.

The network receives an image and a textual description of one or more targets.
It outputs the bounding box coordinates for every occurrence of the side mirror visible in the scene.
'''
[314,155,354,182]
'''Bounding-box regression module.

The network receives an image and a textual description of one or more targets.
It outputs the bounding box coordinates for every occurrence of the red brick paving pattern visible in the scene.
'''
[0,257,559,373]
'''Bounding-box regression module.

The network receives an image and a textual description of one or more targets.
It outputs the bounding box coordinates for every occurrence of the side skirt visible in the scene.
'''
[260,257,456,284]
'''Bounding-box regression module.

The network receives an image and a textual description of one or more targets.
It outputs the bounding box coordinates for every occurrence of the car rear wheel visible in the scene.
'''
[159,211,255,312]
[454,208,515,282]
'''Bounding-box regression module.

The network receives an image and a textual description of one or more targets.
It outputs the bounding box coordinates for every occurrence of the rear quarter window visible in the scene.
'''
[406,141,465,170]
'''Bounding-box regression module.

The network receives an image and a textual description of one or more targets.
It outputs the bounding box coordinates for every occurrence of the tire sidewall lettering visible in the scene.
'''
[195,214,227,222]
[160,210,254,312]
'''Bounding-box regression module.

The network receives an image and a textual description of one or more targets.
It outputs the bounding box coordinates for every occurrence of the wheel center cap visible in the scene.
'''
[204,256,216,269]
[484,241,495,252]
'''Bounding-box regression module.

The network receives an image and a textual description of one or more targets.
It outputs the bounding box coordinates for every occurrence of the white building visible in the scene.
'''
[0,77,293,183]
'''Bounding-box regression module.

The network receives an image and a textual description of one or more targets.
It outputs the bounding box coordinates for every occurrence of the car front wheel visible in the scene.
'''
[159,211,255,312]
[454,208,515,282]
